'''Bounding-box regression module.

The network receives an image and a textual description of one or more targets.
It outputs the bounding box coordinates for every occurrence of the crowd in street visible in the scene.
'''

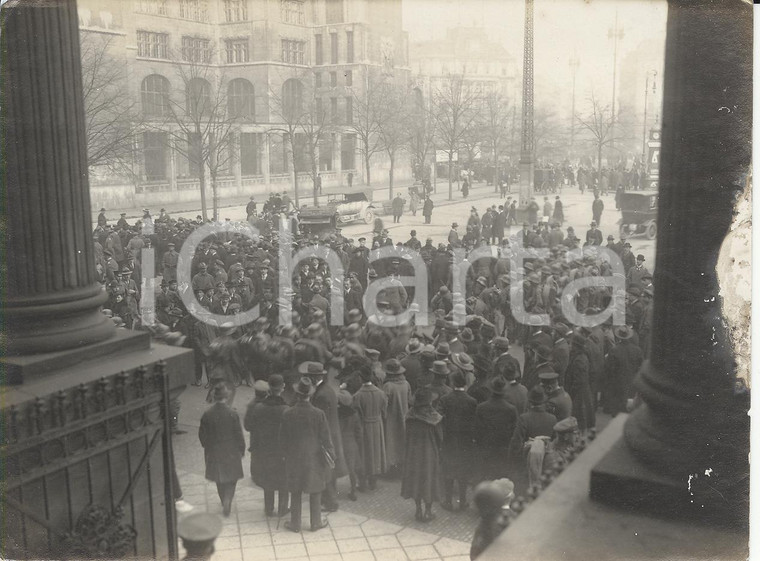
[92,184,653,540]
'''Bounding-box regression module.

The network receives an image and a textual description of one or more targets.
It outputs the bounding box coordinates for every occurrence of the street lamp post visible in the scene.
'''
[642,70,657,162]
[569,54,580,152]
[518,0,535,207]
[608,10,624,166]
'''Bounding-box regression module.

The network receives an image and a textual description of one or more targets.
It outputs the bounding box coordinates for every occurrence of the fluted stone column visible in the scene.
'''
[592,0,750,525]
[2,0,115,356]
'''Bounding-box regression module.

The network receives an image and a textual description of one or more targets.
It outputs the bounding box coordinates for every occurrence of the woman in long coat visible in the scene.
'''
[353,368,388,490]
[401,387,443,522]
[564,334,596,432]
[199,383,246,517]
[382,360,412,475]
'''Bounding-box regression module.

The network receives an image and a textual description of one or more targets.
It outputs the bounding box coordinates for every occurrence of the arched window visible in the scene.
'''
[228,78,255,119]
[281,78,303,121]
[141,74,170,117]
[186,78,211,118]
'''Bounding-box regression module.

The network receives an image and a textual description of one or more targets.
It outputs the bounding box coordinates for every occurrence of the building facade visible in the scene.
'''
[79,0,411,211]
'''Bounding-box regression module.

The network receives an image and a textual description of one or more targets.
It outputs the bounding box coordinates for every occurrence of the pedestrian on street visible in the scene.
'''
[526,197,540,225]
[552,196,564,224]
[423,196,434,224]
[353,365,388,490]
[382,359,412,477]
[280,377,333,533]
[199,383,246,517]
[439,371,477,512]
[400,387,443,522]
[592,192,604,224]
[391,193,406,223]
[409,186,420,216]
[244,375,290,518]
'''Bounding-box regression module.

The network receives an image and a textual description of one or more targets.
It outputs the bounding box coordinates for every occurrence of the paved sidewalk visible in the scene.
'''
[176,470,471,561]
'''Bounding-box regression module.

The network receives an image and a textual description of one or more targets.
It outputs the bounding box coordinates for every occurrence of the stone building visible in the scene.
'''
[78,0,412,211]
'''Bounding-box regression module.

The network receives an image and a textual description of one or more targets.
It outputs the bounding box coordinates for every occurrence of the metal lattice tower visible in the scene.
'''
[518,0,535,205]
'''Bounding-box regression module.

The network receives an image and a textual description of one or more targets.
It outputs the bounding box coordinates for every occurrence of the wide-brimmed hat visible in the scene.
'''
[435,342,451,358]
[460,327,474,343]
[384,358,406,376]
[528,386,547,405]
[430,360,449,377]
[614,325,634,340]
[405,338,422,354]
[451,352,475,372]
[554,416,579,434]
[294,377,315,397]
[298,361,326,376]
[489,376,508,396]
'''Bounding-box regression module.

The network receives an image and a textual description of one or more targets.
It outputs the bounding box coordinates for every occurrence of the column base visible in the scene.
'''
[4,284,115,357]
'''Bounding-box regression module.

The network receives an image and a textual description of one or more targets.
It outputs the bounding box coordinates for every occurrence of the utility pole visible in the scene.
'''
[608,10,624,167]
[642,70,657,161]
[518,0,535,207]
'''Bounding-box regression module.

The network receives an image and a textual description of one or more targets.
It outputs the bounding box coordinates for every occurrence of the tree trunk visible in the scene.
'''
[198,167,208,221]
[364,141,371,185]
[210,169,218,221]
[448,153,453,201]
[289,133,300,208]
[388,153,394,200]
[597,143,603,189]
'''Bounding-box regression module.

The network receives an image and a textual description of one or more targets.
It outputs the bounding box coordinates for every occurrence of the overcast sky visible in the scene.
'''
[403,0,667,112]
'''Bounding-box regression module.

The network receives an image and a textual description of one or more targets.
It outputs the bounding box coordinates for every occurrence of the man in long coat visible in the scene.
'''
[280,377,334,533]
[474,376,518,481]
[439,371,477,511]
[565,334,595,432]
[603,326,644,416]
[199,383,246,517]
[507,386,557,491]
[306,361,346,512]
[353,366,388,490]
[382,359,412,476]
[244,375,289,517]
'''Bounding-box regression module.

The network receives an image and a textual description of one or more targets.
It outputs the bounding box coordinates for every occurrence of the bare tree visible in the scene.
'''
[158,46,238,220]
[80,31,141,177]
[270,70,333,207]
[407,91,436,184]
[481,91,512,192]
[347,72,384,186]
[375,82,409,200]
[430,75,482,200]
[575,92,623,185]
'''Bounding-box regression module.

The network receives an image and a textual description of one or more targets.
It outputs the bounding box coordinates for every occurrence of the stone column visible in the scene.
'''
[592,0,750,524]
[2,0,115,356]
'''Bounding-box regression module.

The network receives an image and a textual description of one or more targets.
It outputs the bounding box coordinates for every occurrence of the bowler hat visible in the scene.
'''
[451,352,475,372]
[614,325,634,340]
[253,380,270,394]
[488,376,508,396]
[435,342,451,358]
[405,338,422,354]
[294,376,315,396]
[430,360,449,377]
[493,336,510,350]
[528,386,547,405]
[384,358,406,376]
[178,512,222,545]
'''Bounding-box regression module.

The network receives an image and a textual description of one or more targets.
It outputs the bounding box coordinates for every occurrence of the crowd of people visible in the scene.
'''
[93,184,653,540]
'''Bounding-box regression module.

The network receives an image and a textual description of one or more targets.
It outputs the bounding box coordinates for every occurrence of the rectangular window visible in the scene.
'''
[182,36,211,63]
[316,98,324,120]
[345,96,352,124]
[179,0,208,21]
[315,35,323,65]
[315,72,322,88]
[319,135,333,171]
[137,31,168,59]
[224,0,248,21]
[346,30,354,63]
[341,133,356,170]
[281,39,305,64]
[225,38,249,63]
[281,0,305,24]
[345,70,352,86]
[331,97,338,124]
[269,134,286,174]
[330,71,337,87]
[143,132,167,180]
[135,0,167,15]
[240,133,261,175]
[330,32,338,64]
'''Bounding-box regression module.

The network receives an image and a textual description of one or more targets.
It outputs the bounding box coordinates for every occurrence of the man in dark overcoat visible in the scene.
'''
[474,376,518,481]
[439,371,477,511]
[280,377,334,533]
[244,374,290,517]
[539,371,573,421]
[603,326,644,416]
[306,361,347,512]
[352,366,388,490]
[199,383,246,517]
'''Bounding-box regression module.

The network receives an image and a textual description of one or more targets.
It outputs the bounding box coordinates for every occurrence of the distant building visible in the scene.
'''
[78,0,412,211]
